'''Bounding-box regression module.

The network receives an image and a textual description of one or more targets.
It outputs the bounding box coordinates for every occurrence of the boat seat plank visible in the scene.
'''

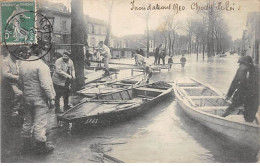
[135,87,165,93]
[112,82,133,86]
[190,96,223,99]
[197,106,229,110]
[137,95,153,98]
[177,83,199,86]
[180,86,205,89]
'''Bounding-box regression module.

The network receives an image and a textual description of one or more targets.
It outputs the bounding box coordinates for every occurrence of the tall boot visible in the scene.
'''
[221,107,234,117]
[34,141,55,154]
[20,137,34,154]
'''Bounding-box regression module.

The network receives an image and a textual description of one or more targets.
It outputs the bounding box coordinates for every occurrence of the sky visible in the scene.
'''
[49,0,259,41]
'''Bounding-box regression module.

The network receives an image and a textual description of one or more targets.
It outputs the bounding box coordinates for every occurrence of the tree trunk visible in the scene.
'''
[172,34,175,56]
[189,33,192,54]
[71,0,85,90]
[146,19,149,58]
[168,32,171,56]
[202,42,205,61]
[105,7,112,47]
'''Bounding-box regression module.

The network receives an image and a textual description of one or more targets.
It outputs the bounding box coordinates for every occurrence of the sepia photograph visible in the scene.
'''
[0,0,259,163]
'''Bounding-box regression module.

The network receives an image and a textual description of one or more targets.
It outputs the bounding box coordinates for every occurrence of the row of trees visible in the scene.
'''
[150,1,233,60]
[97,0,233,60]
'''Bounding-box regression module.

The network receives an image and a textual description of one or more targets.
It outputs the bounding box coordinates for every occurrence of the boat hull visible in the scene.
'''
[59,87,173,127]
[173,79,260,156]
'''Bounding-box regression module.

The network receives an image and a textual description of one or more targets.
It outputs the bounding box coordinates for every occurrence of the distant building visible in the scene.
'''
[245,12,260,64]
[85,16,107,48]
[122,34,155,57]
[37,0,129,60]
[37,1,71,62]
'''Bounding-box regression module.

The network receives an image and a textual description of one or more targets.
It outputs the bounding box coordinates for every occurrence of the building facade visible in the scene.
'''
[85,16,107,48]
[245,12,260,64]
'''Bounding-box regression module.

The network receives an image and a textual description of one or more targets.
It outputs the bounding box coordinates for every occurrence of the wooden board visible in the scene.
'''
[85,70,117,84]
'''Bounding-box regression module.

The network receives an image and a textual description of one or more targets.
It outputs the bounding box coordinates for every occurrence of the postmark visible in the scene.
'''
[1,1,53,61]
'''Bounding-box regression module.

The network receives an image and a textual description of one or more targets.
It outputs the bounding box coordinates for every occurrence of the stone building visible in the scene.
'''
[245,12,260,64]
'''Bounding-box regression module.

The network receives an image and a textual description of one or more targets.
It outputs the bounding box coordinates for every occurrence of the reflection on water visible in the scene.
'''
[2,54,259,163]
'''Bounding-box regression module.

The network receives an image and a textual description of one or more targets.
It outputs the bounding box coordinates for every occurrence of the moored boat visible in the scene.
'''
[77,74,145,98]
[58,81,173,127]
[173,77,260,156]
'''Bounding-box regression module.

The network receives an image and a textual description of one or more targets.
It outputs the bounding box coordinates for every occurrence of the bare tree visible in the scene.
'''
[133,0,154,57]
[98,0,121,47]
[189,18,206,61]
[163,14,178,56]
[203,0,223,57]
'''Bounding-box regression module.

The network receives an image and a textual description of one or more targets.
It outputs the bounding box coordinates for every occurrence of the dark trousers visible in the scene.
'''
[154,57,158,65]
[54,84,70,109]
[158,57,165,65]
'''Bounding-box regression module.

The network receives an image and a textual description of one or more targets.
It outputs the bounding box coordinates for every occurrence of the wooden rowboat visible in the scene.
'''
[173,77,260,156]
[77,74,145,98]
[58,81,173,127]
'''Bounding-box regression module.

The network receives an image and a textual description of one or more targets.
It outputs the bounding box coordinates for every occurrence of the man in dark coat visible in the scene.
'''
[158,49,166,65]
[154,44,162,65]
[222,56,259,122]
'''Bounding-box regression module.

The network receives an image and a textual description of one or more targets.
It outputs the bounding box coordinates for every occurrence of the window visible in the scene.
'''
[91,37,96,47]
[92,25,95,34]
[103,27,106,35]
[89,26,92,33]
[150,40,153,48]
[62,21,67,31]
[114,41,117,48]
[98,27,101,35]
[63,34,68,44]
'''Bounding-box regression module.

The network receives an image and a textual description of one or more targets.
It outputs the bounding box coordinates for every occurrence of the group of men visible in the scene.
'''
[1,41,112,155]
[2,47,77,155]
[154,44,166,65]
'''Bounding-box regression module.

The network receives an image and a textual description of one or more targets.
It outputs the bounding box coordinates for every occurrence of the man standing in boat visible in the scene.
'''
[97,41,111,76]
[143,62,153,83]
[52,50,75,113]
[222,56,259,122]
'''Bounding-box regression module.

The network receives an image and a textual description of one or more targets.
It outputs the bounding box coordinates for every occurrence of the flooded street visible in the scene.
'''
[2,54,259,163]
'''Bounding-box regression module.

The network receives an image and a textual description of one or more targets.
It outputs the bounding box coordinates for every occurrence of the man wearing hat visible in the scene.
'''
[97,41,111,76]
[222,56,259,122]
[52,50,75,112]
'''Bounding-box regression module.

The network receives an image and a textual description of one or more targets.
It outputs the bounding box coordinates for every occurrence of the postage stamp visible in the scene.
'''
[1,1,36,44]
[1,1,53,61]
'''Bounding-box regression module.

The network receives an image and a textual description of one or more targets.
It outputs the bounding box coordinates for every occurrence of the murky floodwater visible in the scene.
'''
[2,54,259,163]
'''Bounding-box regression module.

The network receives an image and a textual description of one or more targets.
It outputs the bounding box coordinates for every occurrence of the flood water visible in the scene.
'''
[2,54,259,163]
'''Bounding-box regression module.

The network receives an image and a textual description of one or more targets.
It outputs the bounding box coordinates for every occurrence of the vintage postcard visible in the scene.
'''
[0,0,259,163]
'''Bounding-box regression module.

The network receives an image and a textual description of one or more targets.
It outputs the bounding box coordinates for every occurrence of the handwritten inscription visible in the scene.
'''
[130,0,241,13]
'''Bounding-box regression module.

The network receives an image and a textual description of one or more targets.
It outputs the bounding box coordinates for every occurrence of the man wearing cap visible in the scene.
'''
[97,41,111,76]
[222,56,259,122]
[52,51,75,112]
[19,47,56,154]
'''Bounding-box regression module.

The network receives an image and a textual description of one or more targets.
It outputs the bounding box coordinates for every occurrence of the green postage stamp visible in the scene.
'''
[1,1,36,44]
